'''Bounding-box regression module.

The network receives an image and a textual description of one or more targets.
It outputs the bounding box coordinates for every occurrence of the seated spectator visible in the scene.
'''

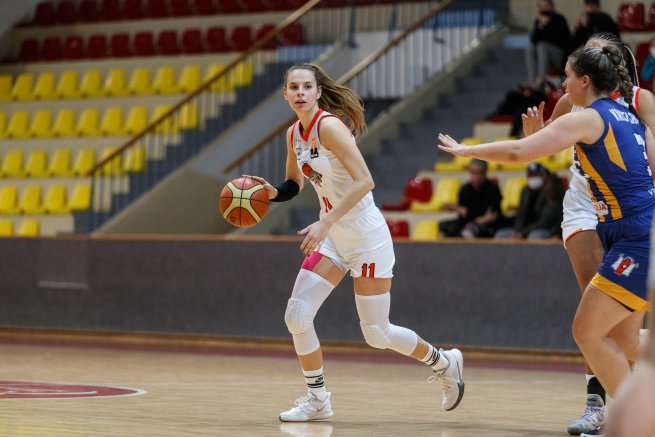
[525,0,573,90]
[640,36,655,92]
[439,159,505,239]
[573,0,620,49]
[495,163,566,240]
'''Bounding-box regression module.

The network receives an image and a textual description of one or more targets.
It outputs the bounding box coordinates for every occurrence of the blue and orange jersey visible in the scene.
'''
[574,98,655,222]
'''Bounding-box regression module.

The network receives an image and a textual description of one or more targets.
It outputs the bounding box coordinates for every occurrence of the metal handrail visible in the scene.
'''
[223,0,455,174]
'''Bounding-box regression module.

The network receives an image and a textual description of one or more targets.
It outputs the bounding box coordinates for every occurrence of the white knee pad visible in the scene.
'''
[355,293,418,356]
[284,298,314,335]
[285,269,335,356]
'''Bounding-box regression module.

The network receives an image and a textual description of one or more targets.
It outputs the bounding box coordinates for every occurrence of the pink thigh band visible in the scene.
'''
[301,251,323,271]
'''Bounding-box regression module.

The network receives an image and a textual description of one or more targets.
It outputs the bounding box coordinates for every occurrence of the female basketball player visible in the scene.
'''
[438,44,655,429]
[521,33,655,436]
[248,62,464,422]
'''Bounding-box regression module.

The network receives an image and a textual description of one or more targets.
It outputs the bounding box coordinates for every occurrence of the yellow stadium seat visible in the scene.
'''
[178,65,201,93]
[128,67,153,96]
[99,106,125,136]
[52,109,76,137]
[17,185,42,215]
[6,111,30,139]
[549,149,573,171]
[229,62,253,88]
[80,70,105,98]
[1,150,25,178]
[72,148,96,176]
[124,105,148,135]
[501,177,527,215]
[48,148,73,177]
[17,219,39,236]
[151,105,177,134]
[55,71,81,99]
[434,155,471,172]
[152,66,179,94]
[69,183,91,212]
[0,186,19,214]
[123,145,146,173]
[104,68,129,97]
[204,64,231,92]
[24,149,48,178]
[75,108,100,137]
[28,109,53,138]
[411,178,461,212]
[0,219,13,236]
[11,73,34,101]
[42,185,68,214]
[33,72,57,100]
[410,220,439,241]
[100,147,123,176]
[180,103,198,130]
[0,74,11,101]
[0,112,7,139]
[499,161,529,171]
[461,136,483,145]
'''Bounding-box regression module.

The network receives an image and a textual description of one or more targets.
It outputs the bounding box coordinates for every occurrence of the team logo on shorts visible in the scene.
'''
[612,254,639,277]
[302,162,323,186]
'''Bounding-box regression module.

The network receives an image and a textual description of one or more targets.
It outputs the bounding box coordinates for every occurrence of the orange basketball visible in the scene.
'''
[219,176,269,227]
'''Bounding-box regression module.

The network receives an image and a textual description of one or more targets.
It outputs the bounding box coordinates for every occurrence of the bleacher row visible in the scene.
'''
[382,136,574,241]
[13,23,303,63]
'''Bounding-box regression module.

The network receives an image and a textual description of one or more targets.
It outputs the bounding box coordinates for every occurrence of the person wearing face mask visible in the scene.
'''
[495,163,566,240]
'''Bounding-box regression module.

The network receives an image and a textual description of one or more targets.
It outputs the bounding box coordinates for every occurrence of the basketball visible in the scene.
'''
[219,176,269,227]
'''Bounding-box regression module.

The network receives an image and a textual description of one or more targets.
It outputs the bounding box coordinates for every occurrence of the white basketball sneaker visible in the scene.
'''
[429,348,465,411]
[279,392,333,422]
[567,394,605,435]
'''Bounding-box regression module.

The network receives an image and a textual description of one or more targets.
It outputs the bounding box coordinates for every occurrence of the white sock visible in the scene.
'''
[303,367,327,401]
[421,346,448,371]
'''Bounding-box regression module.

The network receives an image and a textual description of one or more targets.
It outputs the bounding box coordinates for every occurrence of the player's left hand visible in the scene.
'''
[437,134,468,156]
[298,220,329,256]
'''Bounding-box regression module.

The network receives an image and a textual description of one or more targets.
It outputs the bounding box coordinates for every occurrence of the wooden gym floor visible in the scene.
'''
[0,332,587,437]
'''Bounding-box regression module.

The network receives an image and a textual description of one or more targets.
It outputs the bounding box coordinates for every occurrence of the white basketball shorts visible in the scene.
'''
[318,205,395,278]
[561,187,598,247]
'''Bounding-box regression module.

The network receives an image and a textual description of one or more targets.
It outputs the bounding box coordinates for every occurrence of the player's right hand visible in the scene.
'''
[241,174,278,200]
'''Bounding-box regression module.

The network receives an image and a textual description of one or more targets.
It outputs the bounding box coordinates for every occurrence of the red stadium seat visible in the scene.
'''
[229,26,252,52]
[265,0,292,10]
[171,0,194,16]
[146,0,170,18]
[79,0,101,21]
[56,0,78,24]
[387,219,410,238]
[101,0,124,20]
[18,39,40,62]
[217,0,242,13]
[617,2,647,31]
[182,29,205,53]
[381,177,433,211]
[33,1,56,26]
[157,31,180,55]
[193,0,218,14]
[287,0,307,7]
[124,0,145,19]
[42,37,63,61]
[110,33,131,57]
[87,34,108,58]
[134,32,156,56]
[649,1,655,29]
[241,0,267,12]
[205,27,229,52]
[280,23,304,46]
[64,36,85,59]
[255,24,278,50]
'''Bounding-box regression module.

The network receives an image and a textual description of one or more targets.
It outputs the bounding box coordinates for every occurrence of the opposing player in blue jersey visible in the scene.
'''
[437,44,655,414]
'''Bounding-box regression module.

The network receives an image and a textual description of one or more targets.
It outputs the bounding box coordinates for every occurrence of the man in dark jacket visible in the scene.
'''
[573,0,620,49]
[525,0,573,89]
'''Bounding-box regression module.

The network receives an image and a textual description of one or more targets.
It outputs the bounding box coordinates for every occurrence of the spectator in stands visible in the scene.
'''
[573,0,620,49]
[494,163,566,240]
[640,36,655,91]
[525,0,573,90]
[439,159,504,238]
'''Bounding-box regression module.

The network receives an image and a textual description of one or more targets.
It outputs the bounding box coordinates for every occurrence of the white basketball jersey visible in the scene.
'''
[568,86,642,197]
[291,109,374,219]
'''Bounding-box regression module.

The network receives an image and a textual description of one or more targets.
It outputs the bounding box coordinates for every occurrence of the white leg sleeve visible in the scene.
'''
[284,269,334,356]
[355,293,418,356]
